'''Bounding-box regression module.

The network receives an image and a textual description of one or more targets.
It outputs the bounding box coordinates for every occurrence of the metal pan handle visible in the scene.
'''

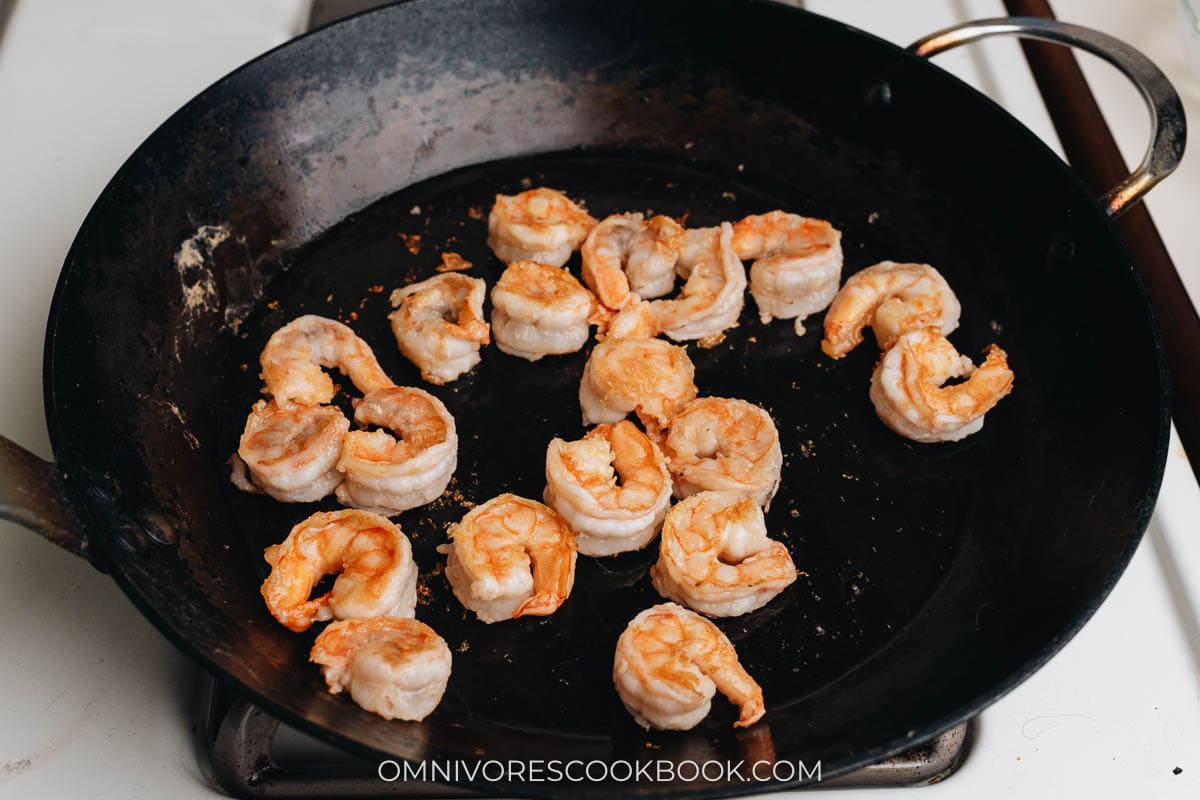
[909,17,1186,217]
[0,435,93,563]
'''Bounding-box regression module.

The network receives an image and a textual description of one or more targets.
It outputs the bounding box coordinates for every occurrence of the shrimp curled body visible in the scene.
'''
[579,337,698,434]
[544,420,673,556]
[870,328,1014,443]
[311,618,452,722]
[650,223,746,341]
[581,213,684,310]
[651,491,797,618]
[389,274,490,385]
[260,315,394,406]
[441,494,578,623]
[822,262,961,359]
[336,387,458,515]
[733,211,843,335]
[613,602,765,730]
[491,260,596,361]
[663,397,783,510]
[261,510,418,632]
[602,296,660,340]
[233,400,349,502]
[486,188,597,266]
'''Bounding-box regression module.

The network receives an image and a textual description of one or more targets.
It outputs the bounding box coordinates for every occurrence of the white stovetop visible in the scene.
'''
[0,1,1197,798]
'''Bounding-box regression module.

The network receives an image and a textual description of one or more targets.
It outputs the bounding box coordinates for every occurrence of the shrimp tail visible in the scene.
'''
[701,638,766,728]
[733,693,766,728]
[514,547,576,618]
[512,591,567,618]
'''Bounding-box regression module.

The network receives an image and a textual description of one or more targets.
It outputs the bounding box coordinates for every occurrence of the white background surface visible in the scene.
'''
[0,1,1197,798]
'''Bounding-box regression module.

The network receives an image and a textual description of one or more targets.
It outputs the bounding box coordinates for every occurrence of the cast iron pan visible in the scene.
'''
[0,0,1182,795]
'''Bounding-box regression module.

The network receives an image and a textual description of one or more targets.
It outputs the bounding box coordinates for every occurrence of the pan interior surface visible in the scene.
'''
[220,150,969,737]
[44,0,1166,794]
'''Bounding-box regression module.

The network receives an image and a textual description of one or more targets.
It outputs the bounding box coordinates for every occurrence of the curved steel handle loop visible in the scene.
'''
[910,17,1186,218]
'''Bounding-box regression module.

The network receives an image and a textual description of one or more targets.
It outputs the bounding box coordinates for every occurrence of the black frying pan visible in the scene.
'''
[0,1,1183,796]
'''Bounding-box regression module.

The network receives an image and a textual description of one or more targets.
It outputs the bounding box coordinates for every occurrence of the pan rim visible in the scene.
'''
[40,0,1171,795]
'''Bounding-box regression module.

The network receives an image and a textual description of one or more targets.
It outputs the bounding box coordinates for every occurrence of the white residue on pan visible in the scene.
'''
[164,400,201,450]
[224,300,257,333]
[174,224,230,315]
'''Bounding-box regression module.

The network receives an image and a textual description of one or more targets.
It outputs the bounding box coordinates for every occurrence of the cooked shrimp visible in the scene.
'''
[662,397,783,509]
[613,602,765,730]
[486,187,597,266]
[675,227,720,276]
[579,337,698,434]
[490,260,596,361]
[388,274,489,385]
[601,296,660,340]
[821,261,961,359]
[232,400,349,502]
[440,494,577,623]
[649,223,746,341]
[870,328,1014,443]
[651,491,796,618]
[581,213,683,309]
[311,618,452,722]
[335,386,457,515]
[261,315,394,406]
[733,211,843,335]
[544,420,673,556]
[261,510,417,632]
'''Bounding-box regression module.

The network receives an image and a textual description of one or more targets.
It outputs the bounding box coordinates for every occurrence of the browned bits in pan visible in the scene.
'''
[398,232,422,254]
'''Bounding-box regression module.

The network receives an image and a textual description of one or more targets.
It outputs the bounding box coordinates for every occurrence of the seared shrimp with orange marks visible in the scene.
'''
[440,494,577,623]
[821,262,961,359]
[260,315,394,406]
[490,260,599,360]
[231,400,349,502]
[870,328,1014,443]
[335,386,457,515]
[579,336,698,434]
[261,510,417,632]
[601,296,660,340]
[581,213,684,310]
[311,618,452,721]
[662,397,783,510]
[733,211,843,335]
[544,420,673,556]
[389,274,489,385]
[649,223,746,341]
[486,187,597,266]
[675,227,720,275]
[613,602,765,730]
[651,491,797,618]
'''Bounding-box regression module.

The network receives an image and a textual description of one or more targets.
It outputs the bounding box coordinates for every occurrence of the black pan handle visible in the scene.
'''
[909,17,1186,217]
[0,434,94,563]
